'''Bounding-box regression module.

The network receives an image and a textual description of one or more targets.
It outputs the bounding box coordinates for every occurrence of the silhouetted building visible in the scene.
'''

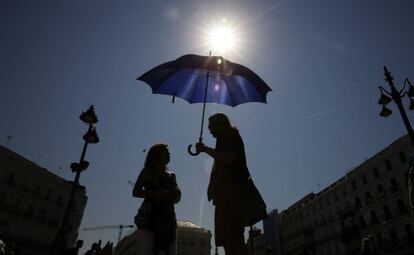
[0,145,87,254]
[279,135,414,255]
[247,227,266,255]
[115,220,211,255]
[263,209,282,255]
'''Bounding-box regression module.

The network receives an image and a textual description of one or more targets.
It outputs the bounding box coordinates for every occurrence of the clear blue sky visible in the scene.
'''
[1,0,413,254]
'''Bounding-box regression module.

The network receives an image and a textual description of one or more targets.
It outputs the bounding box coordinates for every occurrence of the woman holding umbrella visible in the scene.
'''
[133,143,181,255]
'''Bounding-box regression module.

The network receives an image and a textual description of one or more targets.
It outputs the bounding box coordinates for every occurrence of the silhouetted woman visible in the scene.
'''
[133,143,181,255]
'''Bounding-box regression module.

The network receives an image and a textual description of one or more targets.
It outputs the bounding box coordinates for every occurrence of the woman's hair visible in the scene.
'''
[208,113,232,128]
[144,143,168,169]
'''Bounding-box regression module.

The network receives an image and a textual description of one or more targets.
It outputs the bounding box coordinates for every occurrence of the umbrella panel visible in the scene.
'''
[155,68,267,107]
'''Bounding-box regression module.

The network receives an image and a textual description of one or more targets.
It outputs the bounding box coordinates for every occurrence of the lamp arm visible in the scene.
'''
[379,86,392,96]
[399,79,408,95]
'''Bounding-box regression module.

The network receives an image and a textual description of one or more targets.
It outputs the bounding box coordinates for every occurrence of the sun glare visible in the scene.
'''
[203,18,241,56]
[207,24,236,53]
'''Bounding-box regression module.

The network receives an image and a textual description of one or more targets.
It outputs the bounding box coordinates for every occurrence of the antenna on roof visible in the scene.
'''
[5,134,12,148]
[34,154,42,164]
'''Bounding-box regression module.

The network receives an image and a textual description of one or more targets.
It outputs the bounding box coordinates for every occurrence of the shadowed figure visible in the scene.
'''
[360,236,375,255]
[84,242,100,255]
[133,143,181,255]
[65,239,83,255]
[95,242,113,255]
[0,232,5,255]
[196,113,266,255]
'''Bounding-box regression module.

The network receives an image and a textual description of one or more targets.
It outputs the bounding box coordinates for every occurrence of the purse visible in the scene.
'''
[134,201,152,229]
[243,178,268,226]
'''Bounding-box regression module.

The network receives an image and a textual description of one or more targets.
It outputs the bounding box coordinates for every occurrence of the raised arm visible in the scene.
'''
[196,143,236,164]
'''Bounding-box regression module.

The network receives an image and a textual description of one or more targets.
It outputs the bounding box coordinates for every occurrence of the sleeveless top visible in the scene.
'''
[142,169,178,253]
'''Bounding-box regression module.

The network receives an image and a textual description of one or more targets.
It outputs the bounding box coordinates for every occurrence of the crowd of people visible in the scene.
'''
[0,232,22,255]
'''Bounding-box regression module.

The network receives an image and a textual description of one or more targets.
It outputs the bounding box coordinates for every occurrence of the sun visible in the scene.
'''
[206,19,237,55]
[201,18,242,57]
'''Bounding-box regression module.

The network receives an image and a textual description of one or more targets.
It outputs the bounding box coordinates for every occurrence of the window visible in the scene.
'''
[389,229,398,241]
[352,181,357,191]
[399,151,407,164]
[362,174,368,185]
[343,186,347,196]
[373,168,379,178]
[386,160,392,170]
[365,191,374,204]
[397,199,408,215]
[390,178,400,193]
[376,233,383,248]
[56,194,63,206]
[370,210,378,225]
[34,185,41,196]
[7,172,16,185]
[358,215,366,228]
[355,197,362,208]
[377,184,384,192]
[377,184,386,198]
[21,178,29,192]
[382,205,392,220]
[11,199,22,214]
[37,210,46,222]
[45,189,52,202]
[405,224,414,241]
[23,204,34,218]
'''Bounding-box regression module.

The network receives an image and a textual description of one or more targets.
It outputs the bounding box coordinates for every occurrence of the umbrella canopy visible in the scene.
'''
[137,53,272,155]
[138,54,271,107]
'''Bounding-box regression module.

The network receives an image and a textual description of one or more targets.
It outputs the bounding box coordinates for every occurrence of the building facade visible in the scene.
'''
[279,135,414,255]
[115,220,212,255]
[246,228,266,255]
[263,209,283,255]
[0,145,87,254]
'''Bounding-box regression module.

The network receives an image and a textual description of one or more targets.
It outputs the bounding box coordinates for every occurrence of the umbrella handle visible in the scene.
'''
[187,137,203,156]
[187,144,200,156]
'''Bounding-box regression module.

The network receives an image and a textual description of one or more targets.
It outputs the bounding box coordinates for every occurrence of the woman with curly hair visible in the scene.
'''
[133,143,181,255]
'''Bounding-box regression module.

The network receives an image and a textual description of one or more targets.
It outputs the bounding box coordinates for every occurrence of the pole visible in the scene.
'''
[384,66,414,145]
[250,226,254,255]
[49,124,92,254]
[188,51,213,156]
[383,66,414,220]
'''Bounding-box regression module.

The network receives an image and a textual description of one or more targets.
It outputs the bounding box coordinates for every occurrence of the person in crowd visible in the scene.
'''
[65,239,83,255]
[360,235,375,255]
[133,143,181,255]
[84,242,100,255]
[0,232,5,255]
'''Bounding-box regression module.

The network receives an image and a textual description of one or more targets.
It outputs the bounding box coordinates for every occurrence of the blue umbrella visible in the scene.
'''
[137,53,272,155]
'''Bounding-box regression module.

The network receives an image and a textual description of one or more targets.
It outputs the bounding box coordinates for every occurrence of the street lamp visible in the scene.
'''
[378,66,414,142]
[377,66,414,220]
[49,105,99,254]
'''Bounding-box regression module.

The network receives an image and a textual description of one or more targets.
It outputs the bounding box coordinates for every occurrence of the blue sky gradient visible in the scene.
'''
[1,0,414,254]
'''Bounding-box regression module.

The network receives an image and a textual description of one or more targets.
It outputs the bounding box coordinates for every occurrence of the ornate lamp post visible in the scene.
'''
[49,105,99,254]
[377,66,414,219]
